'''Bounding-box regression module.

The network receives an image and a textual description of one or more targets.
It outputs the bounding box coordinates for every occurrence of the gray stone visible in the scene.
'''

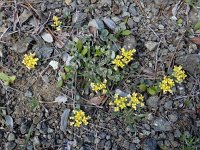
[10,37,34,53]
[175,54,200,74]
[84,135,95,143]
[146,96,159,108]
[164,101,173,110]
[33,136,40,146]
[33,45,54,59]
[133,137,140,144]
[123,35,137,50]
[100,0,112,7]
[145,41,159,51]
[177,85,186,95]
[153,118,172,131]
[121,12,130,17]
[103,17,116,31]
[127,18,135,28]
[168,113,178,122]
[5,142,16,150]
[132,16,141,22]
[72,12,87,26]
[123,140,130,149]
[99,139,106,148]
[91,0,97,4]
[99,132,106,139]
[104,140,112,150]
[106,135,111,140]
[25,91,32,97]
[130,143,137,150]
[7,133,15,141]
[129,4,137,16]
[158,24,164,30]
[20,121,30,134]
[143,138,157,150]
[196,120,200,127]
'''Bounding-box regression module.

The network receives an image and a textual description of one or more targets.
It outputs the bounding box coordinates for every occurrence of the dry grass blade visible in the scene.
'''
[190,37,200,45]
[88,95,107,106]
[65,0,72,5]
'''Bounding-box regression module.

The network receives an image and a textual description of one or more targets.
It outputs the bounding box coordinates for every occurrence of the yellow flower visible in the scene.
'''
[127,92,144,110]
[172,65,187,83]
[52,16,62,31]
[91,79,107,94]
[110,94,127,111]
[22,53,38,69]
[160,76,175,93]
[70,110,90,127]
[112,48,136,68]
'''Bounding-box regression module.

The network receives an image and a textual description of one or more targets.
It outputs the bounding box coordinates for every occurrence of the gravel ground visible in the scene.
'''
[0,0,200,150]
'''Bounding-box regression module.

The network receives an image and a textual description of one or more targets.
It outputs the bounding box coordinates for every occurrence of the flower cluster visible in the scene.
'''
[110,94,127,111]
[127,92,144,110]
[69,110,90,127]
[172,65,187,83]
[110,92,144,112]
[91,79,107,94]
[52,16,62,31]
[159,76,175,93]
[160,65,187,93]
[112,48,136,68]
[22,53,39,69]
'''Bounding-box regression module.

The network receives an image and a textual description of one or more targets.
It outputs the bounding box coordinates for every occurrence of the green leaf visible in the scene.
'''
[9,76,16,83]
[147,86,159,95]
[147,87,157,95]
[76,39,83,52]
[121,30,132,36]
[0,72,16,85]
[194,21,200,31]
[0,72,10,81]
[61,72,67,80]
[81,47,88,56]
[101,29,109,37]
[115,29,122,39]
[56,79,63,88]
[138,83,147,92]
[177,18,183,25]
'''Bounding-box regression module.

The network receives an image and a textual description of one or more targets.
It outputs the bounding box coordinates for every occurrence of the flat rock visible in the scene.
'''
[146,96,159,108]
[10,37,34,53]
[123,35,136,50]
[143,138,157,150]
[153,118,172,131]
[175,54,200,74]
[7,133,15,141]
[145,41,159,51]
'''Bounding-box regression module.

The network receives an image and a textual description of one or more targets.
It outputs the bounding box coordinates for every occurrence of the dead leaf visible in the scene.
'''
[190,37,200,45]
[41,31,54,43]
[142,67,156,76]
[54,96,68,104]
[171,0,182,20]
[65,0,72,5]
[88,95,107,106]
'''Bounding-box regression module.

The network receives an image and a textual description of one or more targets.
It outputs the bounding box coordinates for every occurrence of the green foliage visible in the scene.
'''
[185,0,198,7]
[56,79,63,88]
[27,98,39,111]
[194,21,200,31]
[177,18,183,27]
[76,39,83,52]
[121,30,132,36]
[113,108,146,130]
[138,83,147,92]
[0,72,16,85]
[180,134,200,150]
[147,86,160,95]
